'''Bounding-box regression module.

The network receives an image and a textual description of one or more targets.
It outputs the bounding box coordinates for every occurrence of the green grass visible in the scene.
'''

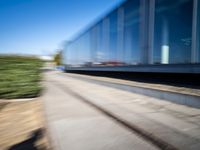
[0,56,43,99]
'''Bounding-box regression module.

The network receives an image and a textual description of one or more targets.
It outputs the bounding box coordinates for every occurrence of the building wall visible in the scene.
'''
[64,0,200,68]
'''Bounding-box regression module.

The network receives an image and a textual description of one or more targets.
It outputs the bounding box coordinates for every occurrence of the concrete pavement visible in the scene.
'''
[43,71,200,150]
[42,73,158,150]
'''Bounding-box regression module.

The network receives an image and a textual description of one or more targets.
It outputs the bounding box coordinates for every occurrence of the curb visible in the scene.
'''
[0,98,38,103]
[66,74,200,109]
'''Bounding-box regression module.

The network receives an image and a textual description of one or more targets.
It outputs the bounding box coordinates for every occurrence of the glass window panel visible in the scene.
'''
[102,17,110,64]
[66,44,72,66]
[197,1,200,62]
[109,10,118,64]
[75,38,80,66]
[117,7,125,64]
[96,22,104,64]
[90,26,98,64]
[68,42,76,66]
[81,31,92,66]
[77,37,83,66]
[153,0,193,64]
[123,0,140,65]
[72,41,78,66]
[62,42,68,65]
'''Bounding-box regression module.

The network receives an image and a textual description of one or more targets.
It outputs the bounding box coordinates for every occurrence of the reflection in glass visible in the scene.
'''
[67,42,77,66]
[96,22,104,64]
[117,7,124,64]
[80,32,92,66]
[154,0,193,64]
[123,0,140,65]
[102,17,110,63]
[90,26,97,64]
[109,11,118,63]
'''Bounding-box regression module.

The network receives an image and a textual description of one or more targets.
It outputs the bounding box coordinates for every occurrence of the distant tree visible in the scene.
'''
[54,50,62,66]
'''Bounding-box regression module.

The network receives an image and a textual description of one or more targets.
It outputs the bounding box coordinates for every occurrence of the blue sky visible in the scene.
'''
[0,0,122,56]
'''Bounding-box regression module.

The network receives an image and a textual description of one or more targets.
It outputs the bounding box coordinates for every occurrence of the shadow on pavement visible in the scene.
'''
[8,128,44,150]
[66,71,200,89]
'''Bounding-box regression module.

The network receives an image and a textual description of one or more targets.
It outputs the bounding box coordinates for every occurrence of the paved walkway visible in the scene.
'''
[43,71,200,150]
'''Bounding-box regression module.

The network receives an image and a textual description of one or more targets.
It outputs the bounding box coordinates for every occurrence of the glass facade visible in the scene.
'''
[64,0,199,69]
[64,0,142,67]
[153,0,193,64]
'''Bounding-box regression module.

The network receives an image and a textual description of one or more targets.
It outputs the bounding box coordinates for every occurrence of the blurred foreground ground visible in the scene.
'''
[0,99,50,150]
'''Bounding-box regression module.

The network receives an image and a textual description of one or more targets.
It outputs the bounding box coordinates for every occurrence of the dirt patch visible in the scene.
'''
[0,99,51,150]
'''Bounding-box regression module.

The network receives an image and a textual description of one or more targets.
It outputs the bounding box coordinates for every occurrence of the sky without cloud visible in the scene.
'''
[0,0,122,56]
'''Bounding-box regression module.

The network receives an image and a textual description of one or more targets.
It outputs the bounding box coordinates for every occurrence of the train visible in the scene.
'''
[62,0,200,74]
